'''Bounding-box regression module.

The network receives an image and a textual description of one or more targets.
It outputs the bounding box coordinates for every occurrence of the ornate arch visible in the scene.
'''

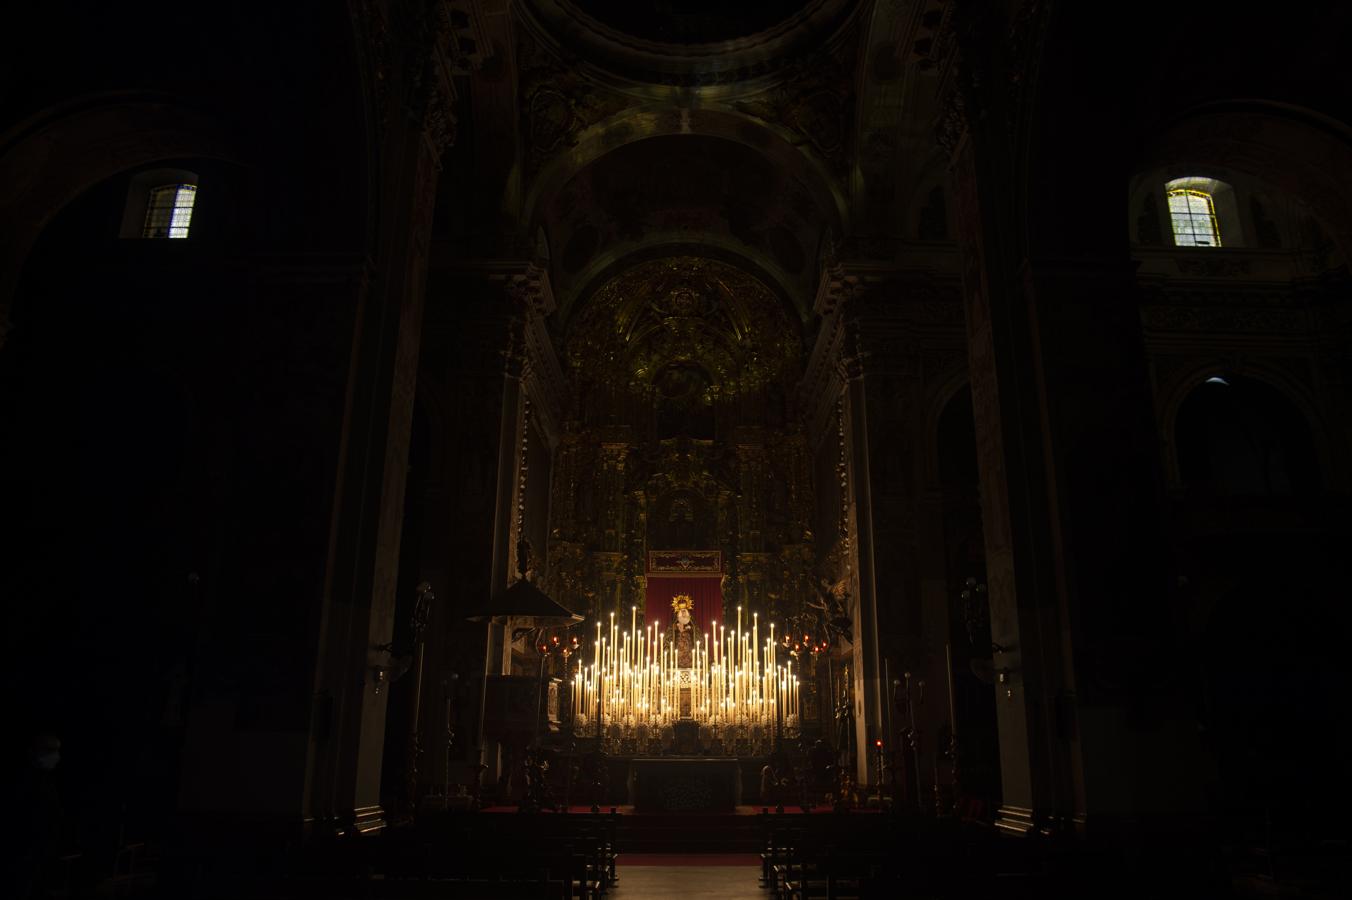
[0,93,238,342]
[1139,102,1352,265]
[1157,357,1335,490]
[522,105,849,247]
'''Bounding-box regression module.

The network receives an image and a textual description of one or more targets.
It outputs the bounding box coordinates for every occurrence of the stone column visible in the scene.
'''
[477,341,523,788]
[839,354,886,786]
[398,265,517,797]
[304,121,450,837]
[175,257,372,835]
[848,279,969,812]
[949,129,1073,833]
[800,267,887,785]
[406,261,562,792]
[939,3,1204,835]
[301,3,480,831]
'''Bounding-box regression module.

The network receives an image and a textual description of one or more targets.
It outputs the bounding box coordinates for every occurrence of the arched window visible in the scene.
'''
[937,384,978,489]
[142,183,197,238]
[119,168,200,239]
[1166,177,1224,247]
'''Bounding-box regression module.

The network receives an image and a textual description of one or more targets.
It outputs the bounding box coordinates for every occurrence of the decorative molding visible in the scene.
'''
[729,36,860,175]
[813,261,862,317]
[836,320,871,382]
[647,550,723,577]
[1004,0,1054,131]
[850,279,966,325]
[354,0,393,126]
[1138,279,1324,308]
[931,1,1055,159]
[421,1,489,156]
[566,256,799,400]
[1140,304,1311,335]
[515,27,632,178]
[497,262,566,444]
[514,0,863,91]
[935,84,967,158]
[497,259,558,317]
[441,1,489,75]
[354,0,486,151]
[802,263,879,443]
[801,320,846,447]
[1174,256,1253,277]
[421,78,457,160]
[801,264,963,438]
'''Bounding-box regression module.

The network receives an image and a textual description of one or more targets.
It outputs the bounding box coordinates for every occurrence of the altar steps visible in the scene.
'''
[479,805,848,855]
[614,810,766,854]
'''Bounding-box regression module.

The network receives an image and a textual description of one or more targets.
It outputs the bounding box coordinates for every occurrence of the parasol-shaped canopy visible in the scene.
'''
[464,540,583,627]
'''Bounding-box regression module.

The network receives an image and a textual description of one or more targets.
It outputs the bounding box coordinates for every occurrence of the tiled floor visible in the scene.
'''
[611,858,762,899]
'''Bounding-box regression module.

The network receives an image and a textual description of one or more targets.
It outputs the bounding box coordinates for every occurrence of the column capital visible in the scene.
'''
[495,261,565,443]
[493,260,557,317]
[813,262,863,317]
[836,350,869,383]
[812,260,896,318]
[356,0,487,149]
[932,0,1053,162]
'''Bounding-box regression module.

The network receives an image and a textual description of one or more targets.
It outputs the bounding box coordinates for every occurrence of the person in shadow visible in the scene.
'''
[760,751,787,809]
[808,739,834,803]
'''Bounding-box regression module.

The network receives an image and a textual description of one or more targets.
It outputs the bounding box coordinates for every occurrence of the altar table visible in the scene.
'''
[628,758,742,812]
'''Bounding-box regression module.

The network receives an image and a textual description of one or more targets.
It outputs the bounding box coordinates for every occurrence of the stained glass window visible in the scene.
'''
[142,184,197,239]
[1167,186,1221,248]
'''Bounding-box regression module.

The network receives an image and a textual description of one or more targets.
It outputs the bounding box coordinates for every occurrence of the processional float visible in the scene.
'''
[571,594,800,755]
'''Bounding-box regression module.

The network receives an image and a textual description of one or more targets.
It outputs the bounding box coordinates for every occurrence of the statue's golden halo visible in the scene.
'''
[670,593,693,612]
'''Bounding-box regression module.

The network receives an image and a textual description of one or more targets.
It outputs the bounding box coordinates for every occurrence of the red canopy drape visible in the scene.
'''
[644,575,723,640]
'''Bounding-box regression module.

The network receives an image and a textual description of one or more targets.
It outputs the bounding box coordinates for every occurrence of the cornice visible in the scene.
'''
[515,0,863,93]
[505,264,566,443]
[354,0,487,149]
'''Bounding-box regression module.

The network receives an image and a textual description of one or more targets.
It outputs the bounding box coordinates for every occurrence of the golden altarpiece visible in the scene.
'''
[536,257,856,751]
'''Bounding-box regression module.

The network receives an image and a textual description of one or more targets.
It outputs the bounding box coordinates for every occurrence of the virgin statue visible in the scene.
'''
[671,594,695,668]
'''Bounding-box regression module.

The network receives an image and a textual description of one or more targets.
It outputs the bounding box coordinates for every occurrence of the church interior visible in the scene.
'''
[2,1,1349,897]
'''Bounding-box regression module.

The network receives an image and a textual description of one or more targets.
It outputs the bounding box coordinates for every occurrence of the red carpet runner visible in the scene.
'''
[619,854,760,867]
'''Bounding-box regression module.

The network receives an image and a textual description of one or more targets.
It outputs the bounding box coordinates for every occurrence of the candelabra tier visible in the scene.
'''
[570,607,800,755]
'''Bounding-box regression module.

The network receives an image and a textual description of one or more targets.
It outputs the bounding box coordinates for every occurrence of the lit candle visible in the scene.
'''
[945,642,957,738]
[753,612,759,684]
[704,635,710,719]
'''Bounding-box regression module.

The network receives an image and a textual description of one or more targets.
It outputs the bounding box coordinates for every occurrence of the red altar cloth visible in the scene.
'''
[644,575,722,638]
